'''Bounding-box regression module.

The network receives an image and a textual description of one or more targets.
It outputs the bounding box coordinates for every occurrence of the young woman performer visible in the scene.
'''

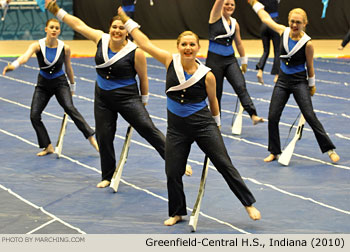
[45,1,192,188]
[247,0,340,163]
[116,7,261,226]
[2,18,99,156]
[255,0,280,84]
[206,0,264,125]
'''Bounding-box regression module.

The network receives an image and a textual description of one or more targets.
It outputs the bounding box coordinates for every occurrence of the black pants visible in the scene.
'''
[30,74,94,148]
[166,107,256,217]
[94,84,165,181]
[268,77,336,155]
[341,28,350,48]
[255,23,280,75]
[206,51,257,117]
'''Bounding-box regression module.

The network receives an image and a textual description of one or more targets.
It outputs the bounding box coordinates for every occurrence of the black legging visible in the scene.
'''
[341,29,350,48]
[30,74,94,148]
[94,84,165,181]
[255,22,280,75]
[268,76,336,155]
[206,51,257,117]
[165,107,256,217]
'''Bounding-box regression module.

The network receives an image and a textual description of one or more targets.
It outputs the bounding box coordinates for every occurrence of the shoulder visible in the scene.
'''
[64,44,71,55]
[205,71,216,83]
[30,41,40,52]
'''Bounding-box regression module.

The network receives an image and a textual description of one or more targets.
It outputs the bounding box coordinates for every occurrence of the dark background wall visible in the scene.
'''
[73,0,350,40]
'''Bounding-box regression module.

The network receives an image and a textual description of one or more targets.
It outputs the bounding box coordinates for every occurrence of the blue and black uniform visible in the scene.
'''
[165,55,256,217]
[267,29,336,155]
[32,39,94,148]
[255,0,280,75]
[94,35,165,182]
[206,17,258,117]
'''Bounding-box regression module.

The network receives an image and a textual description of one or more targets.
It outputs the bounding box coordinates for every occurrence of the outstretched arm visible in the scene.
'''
[117,7,172,68]
[209,0,224,24]
[46,0,103,44]
[2,42,39,75]
[247,0,285,36]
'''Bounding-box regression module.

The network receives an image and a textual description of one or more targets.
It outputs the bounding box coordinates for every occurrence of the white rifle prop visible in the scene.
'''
[110,125,134,192]
[55,113,68,158]
[189,155,210,232]
[278,114,306,166]
[231,102,244,135]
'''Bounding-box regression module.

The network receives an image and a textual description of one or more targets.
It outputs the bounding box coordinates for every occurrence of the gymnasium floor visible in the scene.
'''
[0,40,349,235]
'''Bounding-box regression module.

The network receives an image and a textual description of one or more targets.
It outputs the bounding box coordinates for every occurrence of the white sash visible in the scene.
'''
[214,16,236,40]
[38,38,64,69]
[280,27,311,59]
[95,34,137,69]
[166,53,211,93]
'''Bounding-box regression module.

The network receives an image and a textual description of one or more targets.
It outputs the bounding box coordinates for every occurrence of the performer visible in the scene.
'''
[2,18,99,156]
[206,0,264,125]
[0,0,11,8]
[338,28,350,50]
[117,7,261,226]
[45,1,192,188]
[247,0,340,163]
[255,0,280,84]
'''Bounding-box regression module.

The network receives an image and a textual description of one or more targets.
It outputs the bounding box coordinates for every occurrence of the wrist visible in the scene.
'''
[124,18,140,33]
[252,1,265,13]
[212,113,221,127]
[308,76,315,87]
[141,94,149,104]
[69,82,76,92]
[11,60,20,69]
[240,56,248,65]
[56,8,67,21]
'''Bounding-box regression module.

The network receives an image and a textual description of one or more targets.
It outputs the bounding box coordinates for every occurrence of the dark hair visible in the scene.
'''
[45,18,60,27]
[109,16,122,27]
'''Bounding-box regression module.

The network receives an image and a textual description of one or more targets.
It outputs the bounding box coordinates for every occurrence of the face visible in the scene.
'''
[177,35,200,60]
[223,0,235,16]
[109,19,127,42]
[288,13,306,36]
[45,21,60,38]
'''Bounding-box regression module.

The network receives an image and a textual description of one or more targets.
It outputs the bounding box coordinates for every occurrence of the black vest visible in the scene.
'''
[36,46,65,75]
[94,39,137,81]
[166,61,207,104]
[279,37,307,67]
[209,18,235,46]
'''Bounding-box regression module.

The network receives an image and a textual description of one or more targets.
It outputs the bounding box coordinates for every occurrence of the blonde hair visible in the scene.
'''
[176,31,200,46]
[288,8,308,25]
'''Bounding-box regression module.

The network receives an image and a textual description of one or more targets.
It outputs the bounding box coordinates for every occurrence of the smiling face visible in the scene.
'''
[109,19,128,42]
[177,34,200,61]
[222,0,235,17]
[45,20,60,39]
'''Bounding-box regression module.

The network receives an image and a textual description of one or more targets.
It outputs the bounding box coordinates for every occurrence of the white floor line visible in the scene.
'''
[0,128,249,234]
[0,183,86,234]
[1,94,348,171]
[26,219,56,234]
